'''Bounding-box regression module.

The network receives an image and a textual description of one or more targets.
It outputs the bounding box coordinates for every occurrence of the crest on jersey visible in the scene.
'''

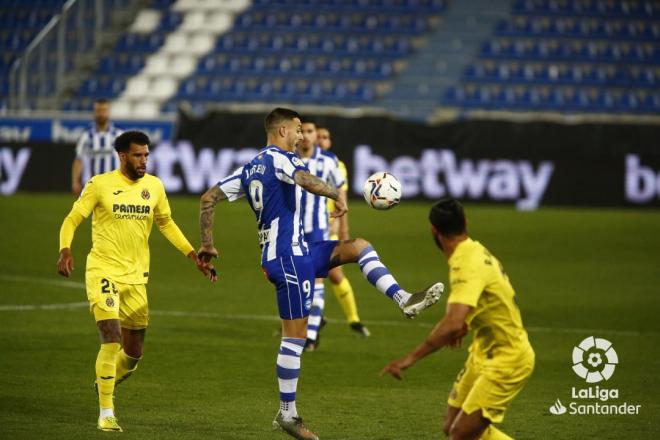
[141,189,150,200]
[106,297,115,308]
[292,157,304,167]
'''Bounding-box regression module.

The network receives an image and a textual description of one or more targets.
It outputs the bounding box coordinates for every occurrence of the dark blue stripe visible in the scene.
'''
[280,392,296,402]
[278,346,300,357]
[386,284,401,298]
[276,365,300,380]
[358,256,379,269]
[367,266,389,285]
[282,337,306,347]
[358,246,375,260]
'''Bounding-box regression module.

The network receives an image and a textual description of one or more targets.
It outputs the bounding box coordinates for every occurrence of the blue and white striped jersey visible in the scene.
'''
[75,123,123,184]
[298,146,345,242]
[217,145,310,264]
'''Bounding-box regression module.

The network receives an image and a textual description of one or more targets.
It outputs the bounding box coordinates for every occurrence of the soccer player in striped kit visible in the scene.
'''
[71,98,123,196]
[297,119,345,350]
[198,108,444,440]
[317,125,370,339]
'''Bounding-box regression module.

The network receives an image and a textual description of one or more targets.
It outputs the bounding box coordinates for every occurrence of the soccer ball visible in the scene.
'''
[363,172,402,210]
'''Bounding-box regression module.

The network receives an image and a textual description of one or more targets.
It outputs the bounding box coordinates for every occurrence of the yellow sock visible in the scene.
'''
[481,425,514,440]
[331,277,360,324]
[115,349,141,385]
[96,342,120,409]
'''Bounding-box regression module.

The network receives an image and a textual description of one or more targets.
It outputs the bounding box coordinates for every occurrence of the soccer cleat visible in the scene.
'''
[97,416,122,432]
[349,322,371,338]
[273,411,319,440]
[402,282,444,319]
[304,337,319,352]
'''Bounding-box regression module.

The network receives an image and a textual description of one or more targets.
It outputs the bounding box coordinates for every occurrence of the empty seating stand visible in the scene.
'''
[443,0,660,114]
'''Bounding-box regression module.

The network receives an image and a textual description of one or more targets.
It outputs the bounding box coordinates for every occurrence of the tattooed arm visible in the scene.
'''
[294,170,339,200]
[198,185,227,262]
[294,170,347,218]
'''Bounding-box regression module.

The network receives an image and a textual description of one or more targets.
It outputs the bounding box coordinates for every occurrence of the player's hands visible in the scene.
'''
[197,245,218,263]
[57,248,74,277]
[330,196,348,218]
[188,251,218,282]
[380,355,414,380]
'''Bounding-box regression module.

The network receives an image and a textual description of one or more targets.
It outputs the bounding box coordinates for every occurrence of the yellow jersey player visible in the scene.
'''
[381,198,534,440]
[57,131,216,432]
[317,126,370,338]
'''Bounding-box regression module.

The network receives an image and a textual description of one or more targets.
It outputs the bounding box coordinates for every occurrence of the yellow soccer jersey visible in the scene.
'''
[60,170,194,284]
[447,238,532,363]
[327,159,349,216]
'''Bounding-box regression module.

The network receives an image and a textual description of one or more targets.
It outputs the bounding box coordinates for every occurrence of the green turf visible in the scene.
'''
[0,194,658,439]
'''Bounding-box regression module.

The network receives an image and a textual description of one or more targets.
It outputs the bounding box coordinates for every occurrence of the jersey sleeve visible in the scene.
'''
[75,131,90,158]
[154,180,195,256]
[59,179,97,250]
[271,151,308,184]
[447,258,486,308]
[217,167,245,202]
[328,155,346,189]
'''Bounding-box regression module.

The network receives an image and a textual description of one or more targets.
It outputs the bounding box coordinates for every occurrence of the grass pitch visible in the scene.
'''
[0,194,658,439]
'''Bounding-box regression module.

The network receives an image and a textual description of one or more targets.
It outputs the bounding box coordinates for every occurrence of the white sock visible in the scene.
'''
[99,407,115,418]
[393,290,411,308]
[280,400,298,421]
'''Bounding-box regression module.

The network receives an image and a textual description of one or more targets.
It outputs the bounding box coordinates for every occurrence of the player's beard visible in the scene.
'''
[125,162,145,180]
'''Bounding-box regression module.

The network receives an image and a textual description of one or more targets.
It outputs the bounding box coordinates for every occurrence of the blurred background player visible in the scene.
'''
[317,125,370,339]
[381,198,535,440]
[197,108,443,440]
[57,131,215,432]
[297,119,346,350]
[71,98,123,197]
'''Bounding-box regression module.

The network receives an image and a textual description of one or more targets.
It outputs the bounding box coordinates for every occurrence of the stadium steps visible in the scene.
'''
[378,0,510,122]
[111,0,250,118]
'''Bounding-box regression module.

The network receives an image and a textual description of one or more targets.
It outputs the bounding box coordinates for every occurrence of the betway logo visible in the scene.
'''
[354,145,554,210]
[625,155,660,203]
[0,125,31,142]
[51,120,165,143]
[0,147,31,195]
[148,141,257,193]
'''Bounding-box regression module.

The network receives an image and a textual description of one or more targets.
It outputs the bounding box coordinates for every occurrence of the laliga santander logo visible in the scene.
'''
[572,336,618,383]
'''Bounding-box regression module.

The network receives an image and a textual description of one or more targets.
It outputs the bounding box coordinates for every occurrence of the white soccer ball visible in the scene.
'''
[363,172,402,210]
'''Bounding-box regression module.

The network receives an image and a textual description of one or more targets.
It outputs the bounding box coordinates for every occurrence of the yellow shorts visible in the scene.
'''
[330,233,339,241]
[447,349,535,423]
[85,271,149,330]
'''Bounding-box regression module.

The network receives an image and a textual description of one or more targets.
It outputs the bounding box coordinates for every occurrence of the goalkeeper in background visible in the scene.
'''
[57,131,215,432]
[317,126,370,338]
[381,198,534,440]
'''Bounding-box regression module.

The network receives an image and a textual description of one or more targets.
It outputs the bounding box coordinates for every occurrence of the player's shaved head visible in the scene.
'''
[429,198,466,236]
[264,108,302,134]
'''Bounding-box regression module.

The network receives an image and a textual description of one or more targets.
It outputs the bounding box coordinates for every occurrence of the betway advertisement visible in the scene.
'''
[2,111,660,209]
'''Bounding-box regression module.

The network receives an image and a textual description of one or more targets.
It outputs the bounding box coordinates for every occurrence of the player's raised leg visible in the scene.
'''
[95,319,123,432]
[329,238,443,318]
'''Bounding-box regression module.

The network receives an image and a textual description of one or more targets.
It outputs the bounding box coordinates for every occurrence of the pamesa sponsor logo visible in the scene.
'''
[549,337,641,416]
